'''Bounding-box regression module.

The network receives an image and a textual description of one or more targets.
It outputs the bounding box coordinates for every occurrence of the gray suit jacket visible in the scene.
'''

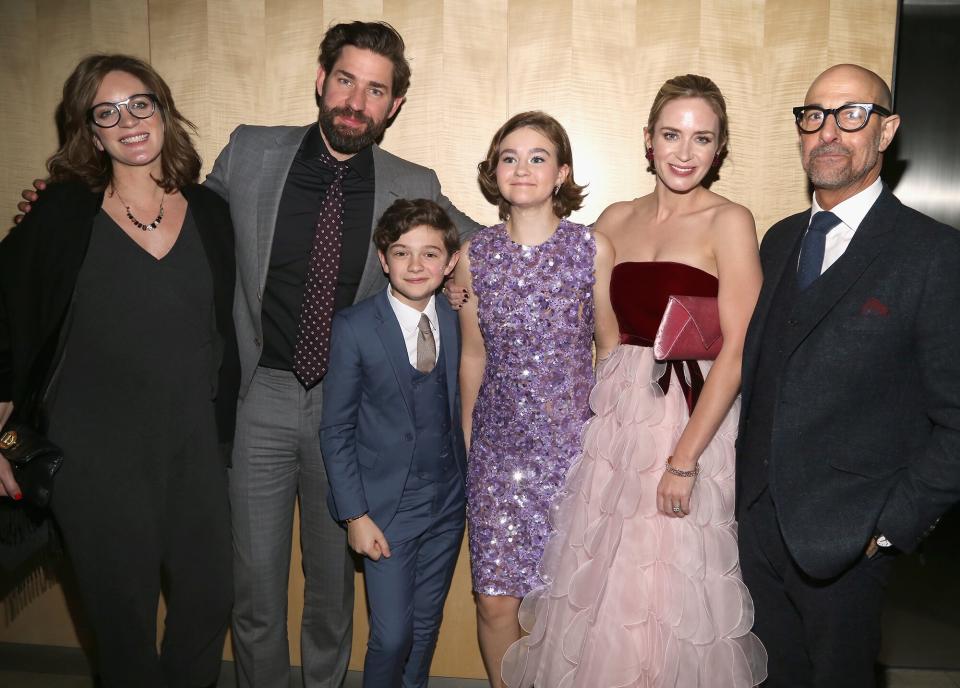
[204,124,480,397]
[737,186,960,578]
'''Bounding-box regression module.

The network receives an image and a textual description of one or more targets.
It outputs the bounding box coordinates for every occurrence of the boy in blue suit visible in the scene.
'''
[319,198,466,687]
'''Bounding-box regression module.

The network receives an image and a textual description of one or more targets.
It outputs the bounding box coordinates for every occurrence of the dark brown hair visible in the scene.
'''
[46,54,200,193]
[477,111,586,221]
[647,74,730,151]
[318,21,411,100]
[374,198,460,257]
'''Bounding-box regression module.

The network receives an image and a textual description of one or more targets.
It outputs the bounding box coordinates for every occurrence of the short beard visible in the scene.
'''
[803,131,880,190]
[318,102,389,155]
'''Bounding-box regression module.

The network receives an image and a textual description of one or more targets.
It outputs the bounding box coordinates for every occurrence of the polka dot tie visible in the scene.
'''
[293,152,350,389]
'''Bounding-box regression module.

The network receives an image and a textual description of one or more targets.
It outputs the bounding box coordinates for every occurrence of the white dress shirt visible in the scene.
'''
[807,177,883,275]
[386,289,440,368]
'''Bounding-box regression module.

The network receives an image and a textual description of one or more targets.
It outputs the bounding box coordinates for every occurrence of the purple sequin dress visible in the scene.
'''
[467,220,596,597]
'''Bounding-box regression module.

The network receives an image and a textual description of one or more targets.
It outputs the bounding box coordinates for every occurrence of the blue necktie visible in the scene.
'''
[797,211,840,290]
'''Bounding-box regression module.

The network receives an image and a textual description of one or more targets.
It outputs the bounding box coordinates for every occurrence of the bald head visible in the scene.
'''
[799,63,900,208]
[805,64,892,110]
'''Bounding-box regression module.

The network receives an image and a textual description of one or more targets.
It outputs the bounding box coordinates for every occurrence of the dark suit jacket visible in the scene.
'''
[0,181,240,444]
[737,186,960,579]
[318,288,467,528]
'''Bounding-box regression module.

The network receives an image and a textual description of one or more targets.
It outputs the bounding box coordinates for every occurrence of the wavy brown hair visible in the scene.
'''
[46,54,201,193]
[477,111,586,221]
[373,198,460,257]
[318,21,411,100]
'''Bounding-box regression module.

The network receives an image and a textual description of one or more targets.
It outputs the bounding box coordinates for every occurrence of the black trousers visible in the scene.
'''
[738,490,895,688]
[50,402,233,688]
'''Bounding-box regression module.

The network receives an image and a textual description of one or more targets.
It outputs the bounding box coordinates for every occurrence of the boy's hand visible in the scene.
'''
[347,515,391,560]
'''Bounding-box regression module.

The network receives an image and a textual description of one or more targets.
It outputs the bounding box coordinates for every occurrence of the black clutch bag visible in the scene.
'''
[1,424,63,508]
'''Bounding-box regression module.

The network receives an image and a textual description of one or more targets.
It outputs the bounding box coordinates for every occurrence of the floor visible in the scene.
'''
[1,668,960,688]
[1,654,960,688]
[2,513,958,687]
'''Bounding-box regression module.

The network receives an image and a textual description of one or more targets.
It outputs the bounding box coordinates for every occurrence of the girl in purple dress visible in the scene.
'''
[453,111,619,687]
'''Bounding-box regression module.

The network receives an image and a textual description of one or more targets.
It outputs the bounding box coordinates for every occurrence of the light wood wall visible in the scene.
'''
[0,0,897,679]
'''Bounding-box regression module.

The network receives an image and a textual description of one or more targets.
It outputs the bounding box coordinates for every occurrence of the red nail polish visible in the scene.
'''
[13,492,23,501]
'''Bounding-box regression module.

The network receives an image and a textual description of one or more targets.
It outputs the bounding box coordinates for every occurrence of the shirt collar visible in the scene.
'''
[810,177,883,232]
[302,124,375,180]
[386,289,438,334]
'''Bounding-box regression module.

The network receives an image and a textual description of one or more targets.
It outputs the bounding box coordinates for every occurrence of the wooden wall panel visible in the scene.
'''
[0,0,898,680]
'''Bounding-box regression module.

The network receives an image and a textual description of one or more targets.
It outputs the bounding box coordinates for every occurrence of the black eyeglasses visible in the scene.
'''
[792,103,892,133]
[88,94,158,128]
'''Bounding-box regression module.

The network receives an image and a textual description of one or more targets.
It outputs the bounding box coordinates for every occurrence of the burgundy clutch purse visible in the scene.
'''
[653,295,723,361]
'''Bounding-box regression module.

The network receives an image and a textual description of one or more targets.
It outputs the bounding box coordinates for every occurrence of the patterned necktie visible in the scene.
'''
[416,314,436,373]
[796,211,840,290]
[293,151,350,389]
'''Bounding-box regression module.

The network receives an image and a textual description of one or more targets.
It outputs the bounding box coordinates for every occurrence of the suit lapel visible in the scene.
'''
[782,188,901,357]
[257,126,312,293]
[437,301,460,420]
[374,289,415,417]
[355,146,401,303]
[741,214,806,411]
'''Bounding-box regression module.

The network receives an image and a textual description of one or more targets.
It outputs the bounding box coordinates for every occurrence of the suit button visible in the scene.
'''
[254,337,261,347]
[788,319,799,326]
[763,459,769,465]
[403,433,413,442]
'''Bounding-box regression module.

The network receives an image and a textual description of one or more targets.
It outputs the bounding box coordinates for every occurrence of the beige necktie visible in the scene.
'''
[416,314,436,373]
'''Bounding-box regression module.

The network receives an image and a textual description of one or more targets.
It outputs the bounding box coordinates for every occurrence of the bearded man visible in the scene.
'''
[203,21,478,688]
[735,63,960,687]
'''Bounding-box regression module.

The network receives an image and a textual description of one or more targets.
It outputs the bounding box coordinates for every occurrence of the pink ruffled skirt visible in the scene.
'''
[501,345,767,687]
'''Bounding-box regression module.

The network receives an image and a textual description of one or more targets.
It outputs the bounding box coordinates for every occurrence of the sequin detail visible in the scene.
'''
[467,220,596,597]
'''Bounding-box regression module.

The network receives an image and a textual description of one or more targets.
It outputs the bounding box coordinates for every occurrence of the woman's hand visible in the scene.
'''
[656,469,694,518]
[0,402,22,500]
[443,280,469,310]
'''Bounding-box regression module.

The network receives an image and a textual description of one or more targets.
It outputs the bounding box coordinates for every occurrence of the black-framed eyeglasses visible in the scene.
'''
[88,93,158,128]
[792,103,892,133]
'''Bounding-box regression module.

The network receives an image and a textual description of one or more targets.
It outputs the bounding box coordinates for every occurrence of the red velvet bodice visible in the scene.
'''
[610,261,719,346]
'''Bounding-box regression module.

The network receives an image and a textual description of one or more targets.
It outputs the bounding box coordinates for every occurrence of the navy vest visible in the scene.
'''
[408,343,455,481]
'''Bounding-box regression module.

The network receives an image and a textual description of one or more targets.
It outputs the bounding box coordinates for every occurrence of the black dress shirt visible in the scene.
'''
[259,125,376,370]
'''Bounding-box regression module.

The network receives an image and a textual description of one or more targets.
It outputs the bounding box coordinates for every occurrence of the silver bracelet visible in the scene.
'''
[664,456,699,478]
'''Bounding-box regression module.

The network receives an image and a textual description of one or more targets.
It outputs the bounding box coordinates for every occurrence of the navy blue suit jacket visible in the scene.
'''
[737,186,960,578]
[319,288,467,529]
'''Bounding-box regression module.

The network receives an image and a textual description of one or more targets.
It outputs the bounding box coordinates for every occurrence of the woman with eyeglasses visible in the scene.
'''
[0,54,237,686]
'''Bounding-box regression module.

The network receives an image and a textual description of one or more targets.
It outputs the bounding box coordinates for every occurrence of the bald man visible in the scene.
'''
[735,64,960,687]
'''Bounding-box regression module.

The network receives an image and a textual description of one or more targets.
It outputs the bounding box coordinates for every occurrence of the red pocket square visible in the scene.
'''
[860,297,889,316]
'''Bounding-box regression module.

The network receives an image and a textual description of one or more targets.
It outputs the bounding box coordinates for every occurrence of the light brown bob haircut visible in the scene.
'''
[477,111,587,221]
[373,198,460,258]
[46,54,201,193]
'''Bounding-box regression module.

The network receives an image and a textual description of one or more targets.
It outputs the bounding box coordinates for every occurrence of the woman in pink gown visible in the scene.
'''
[502,75,768,687]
